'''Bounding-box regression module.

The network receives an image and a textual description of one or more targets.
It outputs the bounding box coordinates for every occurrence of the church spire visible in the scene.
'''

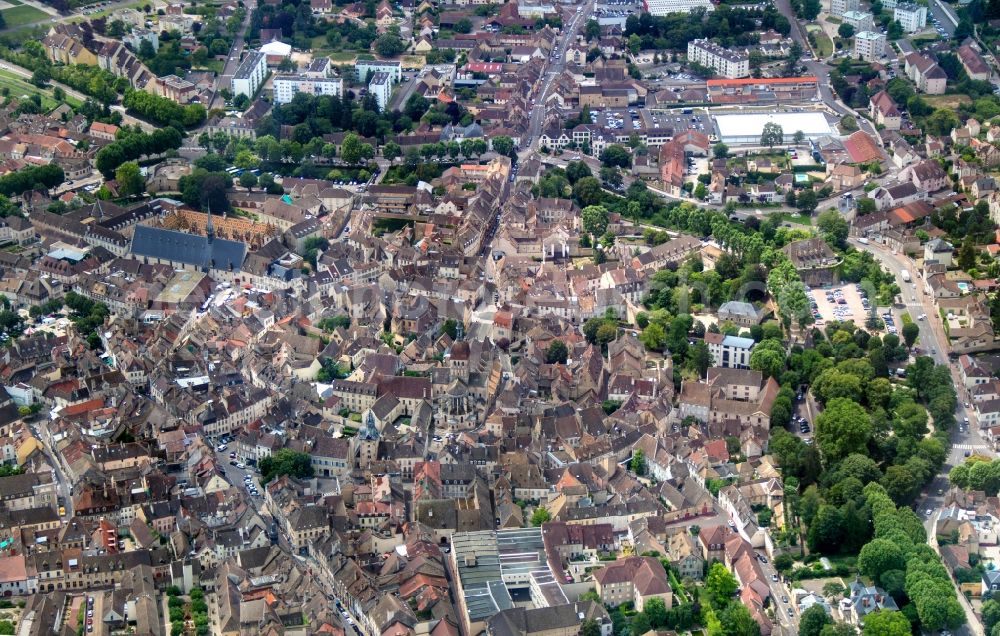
[206,202,215,243]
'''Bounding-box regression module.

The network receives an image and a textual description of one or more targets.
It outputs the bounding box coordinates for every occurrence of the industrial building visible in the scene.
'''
[449,528,568,636]
[713,112,835,145]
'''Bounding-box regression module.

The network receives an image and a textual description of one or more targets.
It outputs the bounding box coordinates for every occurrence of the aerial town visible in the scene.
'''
[0,0,995,633]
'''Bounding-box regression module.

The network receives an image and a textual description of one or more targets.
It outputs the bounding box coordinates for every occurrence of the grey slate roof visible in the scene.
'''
[130,225,247,271]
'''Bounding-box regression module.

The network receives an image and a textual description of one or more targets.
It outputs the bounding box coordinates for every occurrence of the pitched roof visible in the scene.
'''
[130,225,246,271]
[844,130,882,164]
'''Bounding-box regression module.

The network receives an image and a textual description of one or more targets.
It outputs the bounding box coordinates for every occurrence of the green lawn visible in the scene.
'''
[812,30,833,58]
[3,0,23,6]
[1,5,47,27]
[0,68,80,110]
[775,212,814,226]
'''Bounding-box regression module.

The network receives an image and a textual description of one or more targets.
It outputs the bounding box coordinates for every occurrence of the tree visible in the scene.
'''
[581,205,609,236]
[750,347,785,379]
[800,606,834,636]
[630,612,651,636]
[713,142,729,158]
[581,619,601,636]
[796,189,819,214]
[808,504,845,553]
[454,17,473,33]
[600,144,631,168]
[573,176,603,206]
[585,19,600,41]
[856,197,877,215]
[374,33,405,57]
[341,133,373,165]
[760,122,784,149]
[491,135,514,157]
[531,507,551,526]
[958,237,977,271]
[858,539,905,582]
[816,398,872,462]
[820,624,857,636]
[817,209,849,248]
[706,562,738,607]
[114,161,145,197]
[383,141,401,162]
[838,23,855,38]
[545,340,569,364]
[631,449,646,475]
[983,599,1000,633]
[259,449,314,484]
[901,322,919,348]
[239,171,258,190]
[719,603,761,636]
[862,610,910,636]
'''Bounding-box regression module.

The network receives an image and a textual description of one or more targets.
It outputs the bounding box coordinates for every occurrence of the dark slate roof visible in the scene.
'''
[130,225,246,271]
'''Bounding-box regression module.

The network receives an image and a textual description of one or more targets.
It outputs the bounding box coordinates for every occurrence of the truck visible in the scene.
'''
[901,270,911,283]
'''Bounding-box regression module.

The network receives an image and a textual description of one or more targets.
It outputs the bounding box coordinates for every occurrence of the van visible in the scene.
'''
[858,237,869,245]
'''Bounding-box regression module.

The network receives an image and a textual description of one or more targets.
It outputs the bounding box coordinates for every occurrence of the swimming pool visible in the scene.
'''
[958,282,970,293]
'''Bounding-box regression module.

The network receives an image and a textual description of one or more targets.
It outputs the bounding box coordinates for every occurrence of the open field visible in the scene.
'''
[1,4,47,27]
[923,94,972,109]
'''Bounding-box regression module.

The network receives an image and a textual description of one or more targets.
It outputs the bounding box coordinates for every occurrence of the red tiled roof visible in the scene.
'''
[843,130,881,164]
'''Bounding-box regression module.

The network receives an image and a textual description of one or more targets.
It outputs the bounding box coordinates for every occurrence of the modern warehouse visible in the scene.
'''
[714,112,835,145]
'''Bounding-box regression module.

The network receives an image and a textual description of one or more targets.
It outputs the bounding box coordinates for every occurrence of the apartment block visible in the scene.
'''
[231,51,267,98]
[894,2,927,32]
[842,10,874,33]
[853,31,886,62]
[273,75,344,104]
[830,0,860,17]
[369,71,392,111]
[686,39,750,79]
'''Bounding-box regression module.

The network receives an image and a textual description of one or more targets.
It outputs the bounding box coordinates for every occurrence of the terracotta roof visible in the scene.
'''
[843,130,881,164]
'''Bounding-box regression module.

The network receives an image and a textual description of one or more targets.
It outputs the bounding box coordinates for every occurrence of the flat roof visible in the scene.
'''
[715,112,834,138]
[707,76,817,87]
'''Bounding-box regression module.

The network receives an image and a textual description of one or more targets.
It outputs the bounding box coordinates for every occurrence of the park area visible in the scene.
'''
[1,4,48,28]
[806,24,833,58]
[0,68,74,111]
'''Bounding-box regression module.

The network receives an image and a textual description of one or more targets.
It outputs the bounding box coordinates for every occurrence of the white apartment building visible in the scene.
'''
[829,0,859,17]
[231,51,267,98]
[369,71,392,111]
[894,2,927,32]
[642,0,714,15]
[853,31,886,62]
[686,39,750,78]
[273,75,344,104]
[356,59,402,84]
[706,334,755,370]
[842,10,874,33]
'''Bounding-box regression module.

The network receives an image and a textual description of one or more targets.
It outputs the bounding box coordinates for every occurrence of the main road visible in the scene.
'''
[851,237,985,635]
[211,0,258,111]
[520,0,595,155]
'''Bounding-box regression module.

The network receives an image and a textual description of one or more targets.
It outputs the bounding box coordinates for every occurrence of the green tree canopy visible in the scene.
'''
[259,449,314,484]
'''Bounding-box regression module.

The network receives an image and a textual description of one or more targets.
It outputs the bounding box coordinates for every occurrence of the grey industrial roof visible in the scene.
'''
[130,225,246,271]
